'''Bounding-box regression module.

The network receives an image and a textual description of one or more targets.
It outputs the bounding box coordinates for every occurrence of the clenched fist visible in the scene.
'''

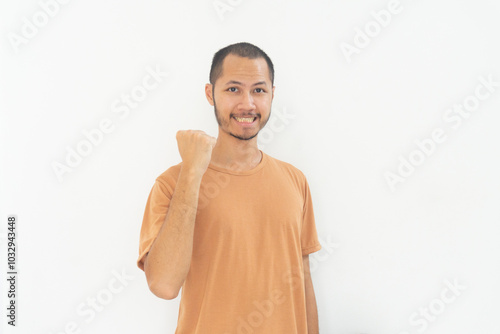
[176,130,217,176]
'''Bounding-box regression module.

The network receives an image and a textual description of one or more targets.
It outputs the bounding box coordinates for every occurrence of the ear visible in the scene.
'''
[272,85,275,100]
[205,83,214,106]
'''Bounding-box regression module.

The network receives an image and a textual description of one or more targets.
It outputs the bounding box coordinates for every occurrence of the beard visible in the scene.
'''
[213,98,271,141]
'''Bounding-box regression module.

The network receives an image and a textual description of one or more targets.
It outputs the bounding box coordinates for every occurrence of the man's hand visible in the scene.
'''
[176,130,217,176]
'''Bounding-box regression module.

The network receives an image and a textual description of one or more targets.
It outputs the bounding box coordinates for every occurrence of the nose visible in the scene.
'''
[238,92,256,111]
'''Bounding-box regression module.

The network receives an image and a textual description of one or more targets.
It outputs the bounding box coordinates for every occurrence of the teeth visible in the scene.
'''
[235,117,255,123]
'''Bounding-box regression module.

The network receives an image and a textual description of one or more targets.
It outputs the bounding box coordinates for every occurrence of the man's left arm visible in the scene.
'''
[303,254,319,334]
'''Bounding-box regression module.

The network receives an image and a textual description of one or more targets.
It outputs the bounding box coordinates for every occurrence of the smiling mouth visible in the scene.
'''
[234,116,257,123]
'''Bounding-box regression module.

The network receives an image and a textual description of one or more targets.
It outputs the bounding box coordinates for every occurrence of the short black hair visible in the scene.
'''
[209,42,274,86]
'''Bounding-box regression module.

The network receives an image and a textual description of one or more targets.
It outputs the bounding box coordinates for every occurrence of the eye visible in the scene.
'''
[255,88,265,93]
[228,87,238,92]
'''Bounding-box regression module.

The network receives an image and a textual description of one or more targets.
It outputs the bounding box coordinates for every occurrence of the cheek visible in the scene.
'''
[257,94,273,104]
[256,99,272,112]
[216,94,238,106]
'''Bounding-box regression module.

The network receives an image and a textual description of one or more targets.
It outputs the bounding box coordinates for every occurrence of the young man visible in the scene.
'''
[137,42,322,333]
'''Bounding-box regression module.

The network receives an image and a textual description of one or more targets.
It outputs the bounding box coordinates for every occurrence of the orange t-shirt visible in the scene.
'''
[137,151,322,333]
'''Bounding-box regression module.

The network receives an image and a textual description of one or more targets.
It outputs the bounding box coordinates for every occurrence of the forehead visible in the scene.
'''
[218,54,270,84]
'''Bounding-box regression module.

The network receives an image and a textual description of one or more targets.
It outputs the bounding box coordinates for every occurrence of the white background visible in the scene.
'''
[1,0,499,333]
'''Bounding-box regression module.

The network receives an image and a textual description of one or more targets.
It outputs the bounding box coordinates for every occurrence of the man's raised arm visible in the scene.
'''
[143,130,216,300]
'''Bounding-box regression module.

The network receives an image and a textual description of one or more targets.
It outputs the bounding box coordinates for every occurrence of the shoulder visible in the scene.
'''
[155,162,182,190]
[264,152,307,184]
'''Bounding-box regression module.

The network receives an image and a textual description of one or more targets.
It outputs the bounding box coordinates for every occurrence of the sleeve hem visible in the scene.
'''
[302,243,322,256]
[136,241,155,272]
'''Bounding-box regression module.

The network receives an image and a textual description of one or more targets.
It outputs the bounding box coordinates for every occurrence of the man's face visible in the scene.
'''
[206,54,275,141]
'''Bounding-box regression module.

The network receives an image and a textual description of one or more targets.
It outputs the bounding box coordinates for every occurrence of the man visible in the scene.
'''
[137,42,322,333]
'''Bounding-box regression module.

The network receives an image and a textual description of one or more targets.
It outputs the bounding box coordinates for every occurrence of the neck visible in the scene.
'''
[210,129,262,172]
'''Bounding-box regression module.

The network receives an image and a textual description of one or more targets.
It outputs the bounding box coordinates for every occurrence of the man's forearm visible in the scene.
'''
[144,167,203,299]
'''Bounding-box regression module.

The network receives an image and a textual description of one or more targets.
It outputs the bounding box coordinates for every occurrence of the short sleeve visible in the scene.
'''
[301,177,322,255]
[136,178,173,271]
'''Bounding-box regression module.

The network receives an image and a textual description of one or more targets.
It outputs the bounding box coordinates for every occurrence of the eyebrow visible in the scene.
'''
[224,80,267,87]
